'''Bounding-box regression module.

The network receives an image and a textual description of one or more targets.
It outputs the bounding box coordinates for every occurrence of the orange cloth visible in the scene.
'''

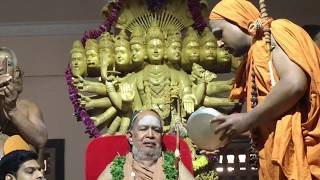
[3,135,30,155]
[209,0,260,30]
[210,0,320,179]
[123,152,165,180]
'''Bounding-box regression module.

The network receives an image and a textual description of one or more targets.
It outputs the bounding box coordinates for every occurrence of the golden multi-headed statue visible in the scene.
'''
[67,1,241,178]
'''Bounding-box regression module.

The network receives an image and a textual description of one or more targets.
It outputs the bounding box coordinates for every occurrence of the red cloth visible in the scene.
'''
[85,135,194,180]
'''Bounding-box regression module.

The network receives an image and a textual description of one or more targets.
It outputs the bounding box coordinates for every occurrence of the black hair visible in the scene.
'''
[302,24,320,40]
[128,109,162,131]
[0,150,38,180]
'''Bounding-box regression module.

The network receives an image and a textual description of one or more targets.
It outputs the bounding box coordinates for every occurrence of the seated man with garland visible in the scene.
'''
[98,109,194,180]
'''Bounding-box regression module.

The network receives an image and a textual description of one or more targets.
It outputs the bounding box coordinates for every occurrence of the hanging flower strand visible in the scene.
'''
[187,0,207,32]
[65,65,101,138]
[81,0,125,45]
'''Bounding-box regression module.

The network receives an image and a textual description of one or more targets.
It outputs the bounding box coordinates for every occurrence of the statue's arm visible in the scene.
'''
[8,99,48,148]
[105,81,123,110]
[89,81,108,95]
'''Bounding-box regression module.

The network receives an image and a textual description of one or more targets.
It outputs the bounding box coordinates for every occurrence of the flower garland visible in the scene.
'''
[110,152,177,180]
[162,152,178,180]
[110,155,126,180]
[81,0,124,45]
[65,65,101,138]
[192,155,219,172]
[187,0,207,32]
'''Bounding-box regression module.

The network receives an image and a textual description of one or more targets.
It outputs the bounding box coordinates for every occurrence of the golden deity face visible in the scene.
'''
[86,49,100,69]
[99,48,115,67]
[131,43,146,63]
[166,41,181,63]
[147,39,164,63]
[216,48,231,64]
[183,41,199,62]
[200,41,217,61]
[115,46,131,65]
[71,52,87,77]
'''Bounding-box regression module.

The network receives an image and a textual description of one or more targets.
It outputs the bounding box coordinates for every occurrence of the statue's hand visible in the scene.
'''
[182,94,196,114]
[120,83,135,102]
[73,75,93,92]
[78,93,93,108]
[106,75,118,85]
[227,78,235,85]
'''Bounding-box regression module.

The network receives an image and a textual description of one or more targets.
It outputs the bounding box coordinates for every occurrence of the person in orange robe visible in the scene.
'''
[206,0,320,179]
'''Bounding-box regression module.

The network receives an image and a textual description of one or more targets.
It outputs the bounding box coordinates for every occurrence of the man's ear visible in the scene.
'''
[13,68,20,79]
[127,132,133,144]
[5,174,15,180]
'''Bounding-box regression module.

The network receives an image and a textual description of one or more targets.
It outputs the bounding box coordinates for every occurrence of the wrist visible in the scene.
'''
[246,110,260,127]
[106,82,116,93]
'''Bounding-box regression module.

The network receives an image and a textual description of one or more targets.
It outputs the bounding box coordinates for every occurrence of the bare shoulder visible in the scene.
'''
[17,99,41,114]
[16,98,39,109]
[270,35,296,77]
[16,98,44,122]
[97,163,112,180]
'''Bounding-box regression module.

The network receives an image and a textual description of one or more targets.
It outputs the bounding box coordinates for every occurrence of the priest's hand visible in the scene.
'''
[211,113,253,140]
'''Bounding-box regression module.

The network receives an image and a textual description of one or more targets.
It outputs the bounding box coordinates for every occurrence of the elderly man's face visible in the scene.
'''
[129,111,162,161]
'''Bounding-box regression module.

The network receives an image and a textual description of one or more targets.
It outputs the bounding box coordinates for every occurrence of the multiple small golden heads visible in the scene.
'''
[70,25,233,77]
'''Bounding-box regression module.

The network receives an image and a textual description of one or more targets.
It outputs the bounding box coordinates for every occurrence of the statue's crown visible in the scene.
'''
[99,32,114,49]
[200,27,217,46]
[115,29,130,49]
[85,39,98,51]
[183,27,199,47]
[130,26,145,45]
[146,21,164,42]
[70,40,85,54]
[166,25,181,45]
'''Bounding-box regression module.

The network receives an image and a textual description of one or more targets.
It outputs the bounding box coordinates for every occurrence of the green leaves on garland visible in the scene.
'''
[110,152,178,180]
[110,156,126,180]
[162,152,178,180]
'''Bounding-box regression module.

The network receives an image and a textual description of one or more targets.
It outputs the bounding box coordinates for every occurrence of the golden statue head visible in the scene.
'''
[114,29,131,66]
[200,27,217,62]
[182,27,200,63]
[85,39,100,69]
[146,21,165,64]
[71,40,87,77]
[216,48,231,64]
[166,27,182,64]
[99,32,115,67]
[130,26,146,63]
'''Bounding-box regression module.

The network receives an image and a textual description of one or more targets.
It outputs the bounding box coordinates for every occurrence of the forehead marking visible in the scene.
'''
[137,115,161,127]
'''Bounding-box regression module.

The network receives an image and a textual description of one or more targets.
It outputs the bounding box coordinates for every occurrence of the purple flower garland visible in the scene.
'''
[81,0,124,45]
[65,65,101,138]
[187,0,207,32]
